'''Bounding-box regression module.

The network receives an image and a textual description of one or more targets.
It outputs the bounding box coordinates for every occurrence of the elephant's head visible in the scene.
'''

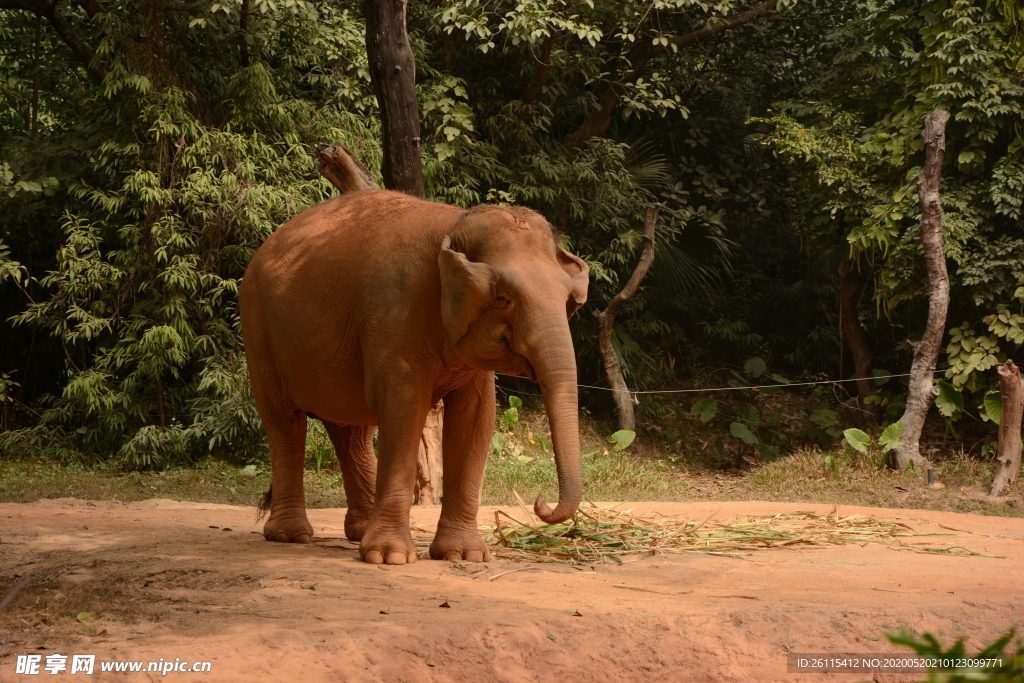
[439,205,589,524]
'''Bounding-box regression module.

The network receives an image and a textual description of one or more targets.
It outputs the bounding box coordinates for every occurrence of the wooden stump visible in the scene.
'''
[990,361,1023,497]
[415,403,444,505]
[315,143,379,194]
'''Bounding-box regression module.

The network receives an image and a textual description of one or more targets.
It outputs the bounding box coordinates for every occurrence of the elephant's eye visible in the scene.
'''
[492,295,511,309]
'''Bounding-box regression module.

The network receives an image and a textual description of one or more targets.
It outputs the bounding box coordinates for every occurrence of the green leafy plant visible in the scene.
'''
[491,431,506,456]
[691,398,718,423]
[878,422,903,452]
[499,396,522,432]
[982,390,1003,424]
[842,428,872,453]
[608,429,636,452]
[305,420,335,475]
[0,372,18,403]
[888,628,1023,683]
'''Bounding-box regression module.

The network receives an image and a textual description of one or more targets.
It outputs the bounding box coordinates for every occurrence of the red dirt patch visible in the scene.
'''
[1,500,1021,682]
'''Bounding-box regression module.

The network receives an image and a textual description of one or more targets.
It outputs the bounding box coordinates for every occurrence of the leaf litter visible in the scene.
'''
[478,501,1002,566]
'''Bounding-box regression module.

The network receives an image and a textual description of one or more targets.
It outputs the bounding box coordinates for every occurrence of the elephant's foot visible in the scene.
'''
[344,510,370,541]
[263,513,314,544]
[359,523,418,565]
[430,526,492,562]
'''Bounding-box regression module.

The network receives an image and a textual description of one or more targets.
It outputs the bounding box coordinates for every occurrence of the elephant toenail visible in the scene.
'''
[274,531,291,543]
[294,533,312,544]
[466,551,483,562]
[364,550,384,564]
[386,552,408,565]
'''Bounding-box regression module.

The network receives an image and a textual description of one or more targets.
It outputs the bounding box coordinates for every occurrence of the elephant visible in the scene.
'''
[239,189,589,565]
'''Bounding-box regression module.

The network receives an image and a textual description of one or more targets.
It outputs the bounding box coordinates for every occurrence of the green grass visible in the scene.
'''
[483,449,685,505]
[738,445,1024,517]
[0,458,347,509]
[1,409,1020,519]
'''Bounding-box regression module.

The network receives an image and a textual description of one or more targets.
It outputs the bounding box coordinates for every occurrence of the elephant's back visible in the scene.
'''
[248,190,457,284]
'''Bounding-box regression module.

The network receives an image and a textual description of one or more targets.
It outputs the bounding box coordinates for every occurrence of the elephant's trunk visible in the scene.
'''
[521,309,582,525]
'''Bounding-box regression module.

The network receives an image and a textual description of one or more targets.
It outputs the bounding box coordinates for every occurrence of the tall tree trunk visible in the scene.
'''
[314,143,443,504]
[989,361,1023,497]
[893,110,951,470]
[363,0,440,502]
[838,251,880,425]
[592,206,658,431]
[364,0,424,197]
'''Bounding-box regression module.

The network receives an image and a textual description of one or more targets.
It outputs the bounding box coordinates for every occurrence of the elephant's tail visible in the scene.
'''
[256,484,273,522]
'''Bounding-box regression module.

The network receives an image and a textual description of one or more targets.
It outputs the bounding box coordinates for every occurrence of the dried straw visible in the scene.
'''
[481,503,996,565]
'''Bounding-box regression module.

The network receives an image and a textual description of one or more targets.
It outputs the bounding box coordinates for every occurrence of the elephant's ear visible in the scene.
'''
[557,247,590,319]
[439,236,498,346]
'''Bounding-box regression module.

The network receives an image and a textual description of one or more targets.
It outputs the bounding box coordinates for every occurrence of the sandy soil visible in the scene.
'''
[1,499,1022,683]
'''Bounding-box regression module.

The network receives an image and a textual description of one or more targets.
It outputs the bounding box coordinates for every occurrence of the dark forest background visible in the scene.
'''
[1,0,1021,469]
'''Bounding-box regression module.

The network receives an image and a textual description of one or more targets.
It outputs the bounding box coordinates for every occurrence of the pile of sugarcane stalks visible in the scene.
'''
[483,503,999,565]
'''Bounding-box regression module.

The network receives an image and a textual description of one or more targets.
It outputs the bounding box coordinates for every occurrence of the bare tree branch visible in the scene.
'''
[593,206,659,431]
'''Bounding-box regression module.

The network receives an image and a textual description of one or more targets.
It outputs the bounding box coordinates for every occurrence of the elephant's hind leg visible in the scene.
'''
[261,408,314,543]
[323,422,377,541]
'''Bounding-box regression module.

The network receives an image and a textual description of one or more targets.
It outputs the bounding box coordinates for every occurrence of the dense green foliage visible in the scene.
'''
[1,0,1021,468]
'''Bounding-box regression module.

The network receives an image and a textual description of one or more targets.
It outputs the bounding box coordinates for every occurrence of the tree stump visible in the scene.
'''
[414,402,444,505]
[989,361,1023,497]
[315,143,379,194]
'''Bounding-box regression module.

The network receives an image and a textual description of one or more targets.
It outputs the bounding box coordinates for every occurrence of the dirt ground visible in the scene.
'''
[1,499,1022,683]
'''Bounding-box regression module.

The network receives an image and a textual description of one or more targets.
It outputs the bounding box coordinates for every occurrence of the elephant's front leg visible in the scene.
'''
[430,372,494,562]
[361,382,432,565]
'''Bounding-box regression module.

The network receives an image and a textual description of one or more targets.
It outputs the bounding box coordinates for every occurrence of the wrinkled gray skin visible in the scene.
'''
[240,190,589,564]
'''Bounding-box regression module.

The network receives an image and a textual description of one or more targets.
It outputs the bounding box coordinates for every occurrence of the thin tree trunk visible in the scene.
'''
[564,0,777,151]
[838,251,880,425]
[520,35,553,104]
[592,206,658,431]
[364,0,424,197]
[30,13,40,139]
[239,0,250,67]
[155,375,166,429]
[313,142,443,504]
[893,110,951,470]
[989,361,1023,497]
